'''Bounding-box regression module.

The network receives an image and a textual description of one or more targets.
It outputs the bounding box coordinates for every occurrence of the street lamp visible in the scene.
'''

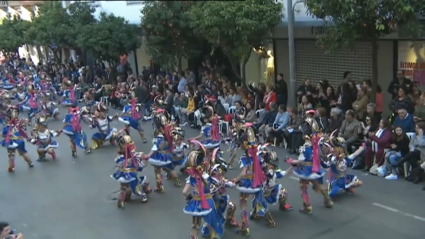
[287,0,305,107]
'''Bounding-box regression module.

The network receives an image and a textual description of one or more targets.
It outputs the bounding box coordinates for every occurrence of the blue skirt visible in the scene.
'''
[329,175,360,197]
[0,139,27,153]
[201,139,221,149]
[202,194,228,237]
[236,176,262,194]
[119,116,142,131]
[2,83,14,90]
[38,141,58,150]
[111,170,147,196]
[184,196,224,237]
[61,99,77,106]
[92,129,116,141]
[148,152,172,167]
[62,125,87,149]
[293,165,325,180]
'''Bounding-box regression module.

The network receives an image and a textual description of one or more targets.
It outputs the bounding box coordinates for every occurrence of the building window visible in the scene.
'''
[126,1,143,5]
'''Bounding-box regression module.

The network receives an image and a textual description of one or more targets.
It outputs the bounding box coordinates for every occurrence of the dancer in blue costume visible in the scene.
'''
[0,105,33,172]
[40,92,59,120]
[145,110,173,192]
[24,84,40,126]
[118,95,148,143]
[285,110,333,214]
[166,127,188,185]
[30,114,59,162]
[191,105,221,150]
[250,144,292,227]
[82,89,97,112]
[0,93,12,126]
[201,148,238,238]
[1,76,14,90]
[111,132,151,208]
[14,84,30,112]
[59,79,77,107]
[59,104,91,157]
[319,133,363,198]
[232,122,266,236]
[183,144,224,239]
[90,103,118,149]
[226,115,245,169]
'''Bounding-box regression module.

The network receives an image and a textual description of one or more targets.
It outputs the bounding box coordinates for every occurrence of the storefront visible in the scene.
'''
[397,41,425,85]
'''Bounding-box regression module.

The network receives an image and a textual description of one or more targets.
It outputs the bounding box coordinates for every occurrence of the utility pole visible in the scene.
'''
[287,0,297,107]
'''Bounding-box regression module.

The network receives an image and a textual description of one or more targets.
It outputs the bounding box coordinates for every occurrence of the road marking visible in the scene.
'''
[289,176,298,181]
[372,203,425,222]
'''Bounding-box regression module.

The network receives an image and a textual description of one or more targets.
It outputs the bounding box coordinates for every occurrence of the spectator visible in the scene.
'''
[283,107,304,154]
[229,87,242,107]
[164,88,174,115]
[348,80,359,103]
[184,90,196,126]
[233,101,245,119]
[336,82,353,113]
[364,103,381,126]
[209,96,226,118]
[384,126,410,180]
[353,86,369,120]
[363,80,384,117]
[269,104,290,145]
[393,106,415,133]
[316,83,330,114]
[326,86,338,109]
[389,86,413,114]
[297,79,314,103]
[254,102,267,129]
[397,122,425,184]
[177,71,187,93]
[174,93,188,125]
[247,82,266,110]
[328,107,344,133]
[339,110,361,153]
[244,102,256,122]
[275,73,288,105]
[0,221,23,239]
[364,119,392,171]
[414,91,425,121]
[387,70,413,99]
[298,95,313,117]
[222,87,232,106]
[258,102,278,143]
[315,107,328,132]
[263,84,276,111]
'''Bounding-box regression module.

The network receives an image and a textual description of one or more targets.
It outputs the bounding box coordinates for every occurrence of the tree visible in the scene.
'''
[77,12,141,65]
[26,2,72,61]
[0,15,31,54]
[141,1,202,70]
[188,0,283,81]
[67,2,97,49]
[304,0,424,101]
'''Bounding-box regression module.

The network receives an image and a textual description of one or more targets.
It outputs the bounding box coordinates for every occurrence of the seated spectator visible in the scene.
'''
[339,110,362,153]
[233,101,245,119]
[364,119,392,171]
[328,107,344,133]
[229,87,242,107]
[414,91,425,121]
[315,107,328,132]
[254,102,267,129]
[393,106,415,133]
[245,102,256,122]
[269,104,290,145]
[258,102,278,143]
[298,95,313,118]
[353,86,369,120]
[174,93,188,126]
[389,86,414,114]
[0,221,23,239]
[283,107,304,154]
[209,96,226,118]
[352,115,377,170]
[364,103,381,126]
[184,90,196,126]
[384,126,410,180]
[263,84,276,111]
[397,122,425,183]
[223,87,232,106]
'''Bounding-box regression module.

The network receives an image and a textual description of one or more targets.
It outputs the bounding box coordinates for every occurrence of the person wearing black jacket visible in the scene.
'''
[385,126,410,180]
[387,70,413,99]
[275,73,288,106]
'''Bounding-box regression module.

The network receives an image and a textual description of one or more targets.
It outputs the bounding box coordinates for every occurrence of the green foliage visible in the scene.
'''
[77,12,141,64]
[0,15,31,53]
[187,0,283,79]
[141,1,202,69]
[67,2,96,48]
[304,0,424,53]
[26,1,71,54]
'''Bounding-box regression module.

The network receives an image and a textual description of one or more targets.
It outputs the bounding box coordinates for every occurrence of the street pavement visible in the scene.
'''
[1,107,425,239]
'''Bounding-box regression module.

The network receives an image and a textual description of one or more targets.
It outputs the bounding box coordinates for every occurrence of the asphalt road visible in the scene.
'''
[1,107,424,239]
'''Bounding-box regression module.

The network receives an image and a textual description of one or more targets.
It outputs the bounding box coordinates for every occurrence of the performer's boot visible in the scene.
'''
[210,229,220,239]
[238,210,250,236]
[70,141,77,157]
[278,188,293,211]
[154,173,164,193]
[117,184,127,208]
[190,217,201,239]
[174,177,182,187]
[142,182,151,194]
[265,211,276,227]
[138,131,147,143]
[300,180,313,214]
[8,152,15,173]
[36,150,46,162]
[225,201,238,227]
[48,149,56,160]
[21,153,33,168]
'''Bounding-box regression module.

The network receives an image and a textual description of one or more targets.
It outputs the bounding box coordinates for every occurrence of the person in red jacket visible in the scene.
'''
[263,85,276,111]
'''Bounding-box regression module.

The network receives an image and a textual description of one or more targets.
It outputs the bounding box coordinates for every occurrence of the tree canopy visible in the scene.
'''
[77,12,141,65]
[0,14,30,53]
[305,0,424,100]
[141,1,202,69]
[141,0,283,79]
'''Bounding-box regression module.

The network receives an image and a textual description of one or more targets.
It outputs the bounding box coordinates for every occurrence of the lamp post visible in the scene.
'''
[287,0,304,107]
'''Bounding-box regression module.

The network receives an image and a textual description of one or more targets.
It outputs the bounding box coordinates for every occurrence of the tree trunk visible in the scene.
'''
[370,38,378,102]
[222,48,242,80]
[240,48,251,85]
